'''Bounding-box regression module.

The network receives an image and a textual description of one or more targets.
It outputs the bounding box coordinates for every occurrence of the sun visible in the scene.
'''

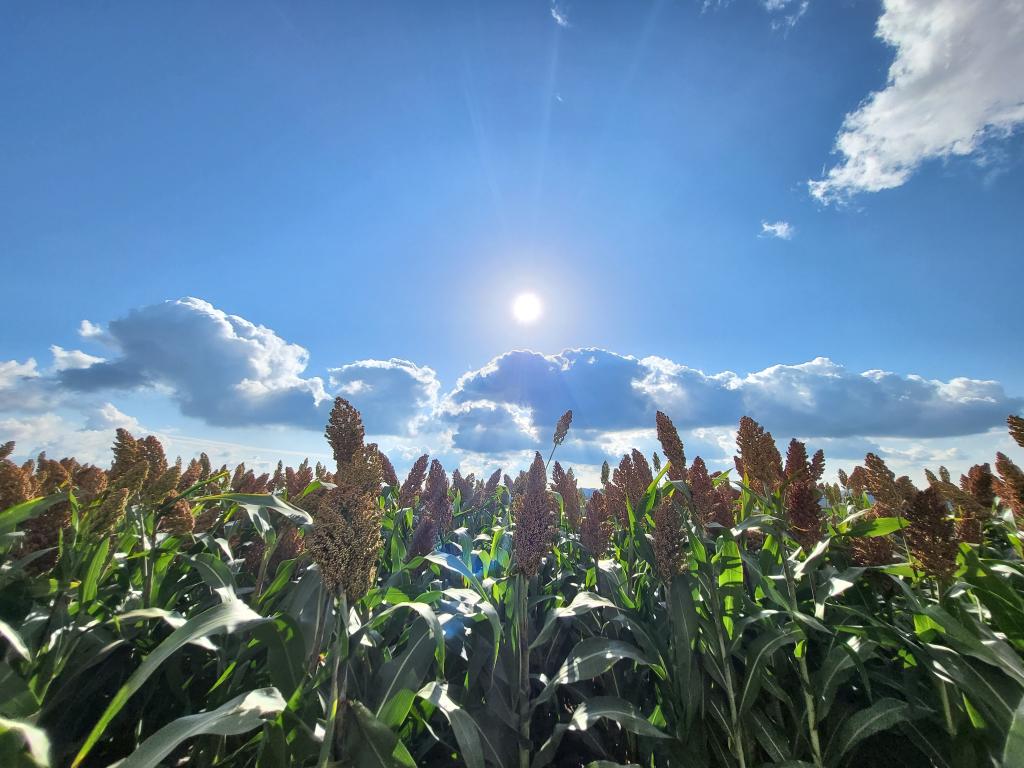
[512,292,543,324]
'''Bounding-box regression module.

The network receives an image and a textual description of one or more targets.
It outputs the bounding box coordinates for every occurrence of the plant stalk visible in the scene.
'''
[318,591,349,768]
[517,575,531,768]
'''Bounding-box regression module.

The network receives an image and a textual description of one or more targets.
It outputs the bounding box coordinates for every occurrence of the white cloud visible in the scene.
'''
[438,349,1020,463]
[2,298,1021,485]
[0,411,137,466]
[78,319,114,345]
[811,0,1024,202]
[50,345,105,372]
[327,358,440,436]
[550,2,569,28]
[762,0,809,30]
[760,220,795,239]
[0,358,57,412]
[60,297,330,429]
[84,402,140,432]
[706,1,810,29]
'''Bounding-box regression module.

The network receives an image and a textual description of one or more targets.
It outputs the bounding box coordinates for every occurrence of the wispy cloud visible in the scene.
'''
[810,0,1024,203]
[760,220,794,240]
[762,0,809,30]
[550,2,570,28]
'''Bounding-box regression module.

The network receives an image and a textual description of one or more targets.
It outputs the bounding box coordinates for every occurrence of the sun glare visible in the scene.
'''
[512,292,542,324]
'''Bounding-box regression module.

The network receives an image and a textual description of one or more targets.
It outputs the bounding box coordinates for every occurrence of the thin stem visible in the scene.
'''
[517,575,531,768]
[706,569,747,768]
[778,530,824,768]
[307,589,332,677]
[318,592,349,768]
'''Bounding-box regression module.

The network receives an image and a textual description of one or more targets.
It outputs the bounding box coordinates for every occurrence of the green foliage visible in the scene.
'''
[1,424,1023,768]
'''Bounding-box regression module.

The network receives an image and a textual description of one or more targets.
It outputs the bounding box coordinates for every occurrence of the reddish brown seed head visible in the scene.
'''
[512,453,556,578]
[656,410,687,482]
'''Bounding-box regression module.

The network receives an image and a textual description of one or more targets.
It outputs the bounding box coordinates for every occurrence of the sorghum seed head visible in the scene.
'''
[86,488,130,537]
[995,452,1024,521]
[0,458,34,511]
[656,411,686,482]
[409,515,438,559]
[735,416,782,494]
[1009,414,1024,449]
[286,460,315,499]
[158,495,195,536]
[110,429,141,480]
[960,463,996,510]
[483,468,502,501]
[904,487,958,580]
[378,450,399,488]
[398,455,429,509]
[424,460,452,533]
[551,461,581,529]
[512,453,556,578]
[652,497,685,582]
[325,397,365,471]
[785,480,823,553]
[553,410,573,446]
[849,509,894,567]
[580,490,613,557]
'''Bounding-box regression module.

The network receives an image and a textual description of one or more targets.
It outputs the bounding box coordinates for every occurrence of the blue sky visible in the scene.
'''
[2,1,1023,483]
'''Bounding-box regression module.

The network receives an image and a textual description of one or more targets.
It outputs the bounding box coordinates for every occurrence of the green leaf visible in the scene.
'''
[348,700,416,768]
[362,601,445,669]
[80,538,110,604]
[568,696,668,738]
[113,688,285,768]
[531,591,618,649]
[416,683,485,768]
[0,716,50,767]
[749,709,791,763]
[825,698,911,768]
[376,689,416,731]
[190,553,237,602]
[815,637,876,722]
[0,494,64,535]
[533,638,653,707]
[532,698,666,768]
[72,600,268,767]
[424,552,486,596]
[194,492,313,528]
[1003,696,1024,768]
[0,620,30,662]
[370,625,436,716]
[738,627,801,715]
[847,516,909,537]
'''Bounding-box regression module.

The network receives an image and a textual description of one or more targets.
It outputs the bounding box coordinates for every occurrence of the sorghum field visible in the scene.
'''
[2,401,1024,768]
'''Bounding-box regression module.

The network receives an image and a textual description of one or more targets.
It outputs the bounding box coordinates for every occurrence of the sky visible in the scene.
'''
[2,0,1023,485]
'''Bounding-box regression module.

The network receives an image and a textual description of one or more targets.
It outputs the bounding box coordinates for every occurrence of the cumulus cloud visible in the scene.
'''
[439,349,1020,456]
[811,0,1024,202]
[760,220,794,240]
[60,297,330,429]
[0,409,142,466]
[50,345,104,372]
[0,358,58,412]
[328,358,440,436]
[2,298,1021,485]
